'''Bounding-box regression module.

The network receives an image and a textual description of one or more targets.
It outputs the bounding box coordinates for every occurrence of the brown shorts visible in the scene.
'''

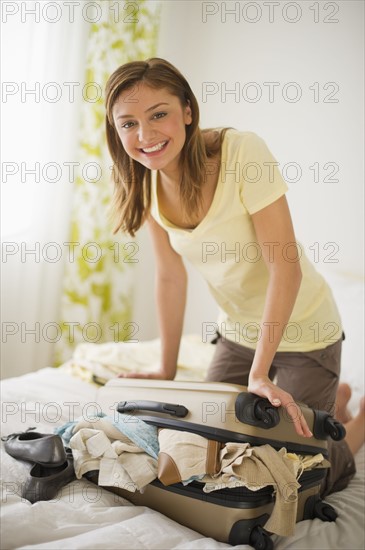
[205,333,356,497]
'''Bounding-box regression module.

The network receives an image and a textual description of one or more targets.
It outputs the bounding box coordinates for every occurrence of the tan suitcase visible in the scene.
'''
[93,379,344,549]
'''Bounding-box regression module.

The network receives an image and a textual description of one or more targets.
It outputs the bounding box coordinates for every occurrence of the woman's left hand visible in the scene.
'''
[247,375,313,438]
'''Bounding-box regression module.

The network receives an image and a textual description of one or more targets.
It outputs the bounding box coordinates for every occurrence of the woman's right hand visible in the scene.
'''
[248,374,313,438]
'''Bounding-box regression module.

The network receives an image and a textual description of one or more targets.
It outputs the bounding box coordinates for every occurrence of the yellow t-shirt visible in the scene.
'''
[150,129,342,352]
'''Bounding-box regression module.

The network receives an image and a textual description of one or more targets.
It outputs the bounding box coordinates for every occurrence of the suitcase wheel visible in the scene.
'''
[250,525,274,550]
[324,417,346,441]
[313,410,346,441]
[229,515,272,548]
[313,500,338,522]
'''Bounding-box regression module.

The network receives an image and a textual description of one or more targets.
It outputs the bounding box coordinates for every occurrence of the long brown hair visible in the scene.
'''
[105,58,229,236]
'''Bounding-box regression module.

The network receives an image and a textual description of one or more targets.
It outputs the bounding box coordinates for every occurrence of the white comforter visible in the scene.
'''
[1,364,364,550]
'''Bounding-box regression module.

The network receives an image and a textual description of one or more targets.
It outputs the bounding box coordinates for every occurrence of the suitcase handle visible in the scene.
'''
[117,400,189,418]
[235,393,280,429]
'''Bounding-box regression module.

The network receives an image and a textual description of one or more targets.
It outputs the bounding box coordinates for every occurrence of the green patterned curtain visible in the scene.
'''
[55,0,161,365]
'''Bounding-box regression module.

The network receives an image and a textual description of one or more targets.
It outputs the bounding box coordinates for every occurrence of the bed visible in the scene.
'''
[1,270,364,550]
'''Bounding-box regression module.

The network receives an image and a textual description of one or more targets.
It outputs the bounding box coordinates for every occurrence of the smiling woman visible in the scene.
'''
[104,57,364,504]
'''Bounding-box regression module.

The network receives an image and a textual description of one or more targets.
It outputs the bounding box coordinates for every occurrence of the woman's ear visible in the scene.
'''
[184,99,192,125]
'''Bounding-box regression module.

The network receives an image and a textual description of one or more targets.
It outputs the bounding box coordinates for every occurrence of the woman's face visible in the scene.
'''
[112,82,192,176]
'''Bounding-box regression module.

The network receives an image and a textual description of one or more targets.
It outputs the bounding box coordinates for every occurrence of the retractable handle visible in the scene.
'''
[117,400,189,418]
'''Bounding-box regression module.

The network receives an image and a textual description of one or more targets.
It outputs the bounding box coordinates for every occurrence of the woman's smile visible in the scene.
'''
[138,140,169,155]
[112,83,192,176]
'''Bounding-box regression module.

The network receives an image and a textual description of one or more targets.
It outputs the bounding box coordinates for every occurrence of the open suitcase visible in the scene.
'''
[94,379,345,549]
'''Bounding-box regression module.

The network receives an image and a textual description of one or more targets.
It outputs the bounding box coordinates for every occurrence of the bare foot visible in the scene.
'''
[359,396,365,416]
[343,395,365,456]
[335,382,353,423]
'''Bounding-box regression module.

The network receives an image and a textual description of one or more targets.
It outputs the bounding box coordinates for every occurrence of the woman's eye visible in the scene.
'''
[121,121,135,129]
[153,112,167,120]
[120,113,166,129]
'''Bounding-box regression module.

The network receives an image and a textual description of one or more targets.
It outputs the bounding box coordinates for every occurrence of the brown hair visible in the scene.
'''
[105,57,229,236]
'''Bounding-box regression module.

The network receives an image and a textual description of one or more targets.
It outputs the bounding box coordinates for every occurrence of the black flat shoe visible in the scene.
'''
[3,430,67,467]
[22,453,75,503]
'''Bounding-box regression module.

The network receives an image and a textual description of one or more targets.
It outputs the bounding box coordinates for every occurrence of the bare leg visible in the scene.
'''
[335,383,365,456]
[334,382,353,423]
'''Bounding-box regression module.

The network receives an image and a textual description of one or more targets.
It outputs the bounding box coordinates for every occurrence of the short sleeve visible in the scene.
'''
[237,132,288,214]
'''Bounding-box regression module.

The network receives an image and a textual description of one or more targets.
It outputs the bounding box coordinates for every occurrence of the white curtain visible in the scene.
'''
[2,8,89,378]
[1,1,160,378]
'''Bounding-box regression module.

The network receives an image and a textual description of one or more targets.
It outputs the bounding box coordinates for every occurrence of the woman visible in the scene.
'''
[105,57,363,496]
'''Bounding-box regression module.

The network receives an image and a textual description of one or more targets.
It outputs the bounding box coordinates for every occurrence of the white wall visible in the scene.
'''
[133,0,364,341]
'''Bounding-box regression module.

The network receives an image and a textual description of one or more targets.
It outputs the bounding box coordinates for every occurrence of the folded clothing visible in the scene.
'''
[70,426,157,491]
[55,413,159,459]
[55,414,159,492]
[157,429,327,537]
[203,443,302,537]
[158,429,221,485]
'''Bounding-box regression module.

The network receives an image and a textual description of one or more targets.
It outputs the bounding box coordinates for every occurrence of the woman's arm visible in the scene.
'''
[121,215,187,379]
[247,195,312,437]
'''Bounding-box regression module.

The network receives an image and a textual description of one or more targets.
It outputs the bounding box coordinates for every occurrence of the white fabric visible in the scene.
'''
[70,424,157,490]
[1,13,88,379]
[64,333,216,383]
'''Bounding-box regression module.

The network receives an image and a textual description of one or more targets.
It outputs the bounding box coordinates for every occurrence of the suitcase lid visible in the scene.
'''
[96,378,331,456]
